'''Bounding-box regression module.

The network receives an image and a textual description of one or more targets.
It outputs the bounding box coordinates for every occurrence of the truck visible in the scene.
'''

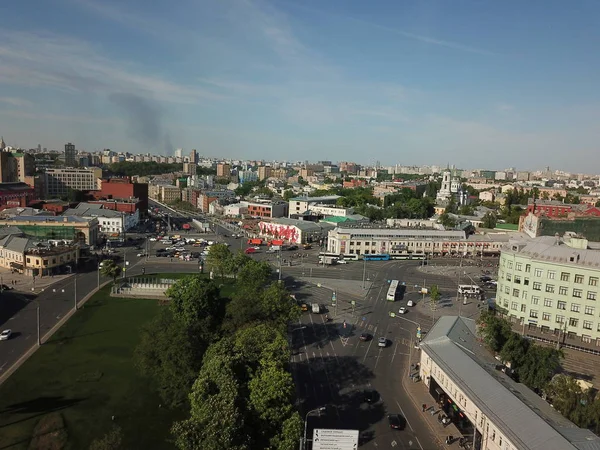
[270,245,281,252]
[247,238,263,246]
[312,303,321,314]
[269,239,284,247]
[322,256,337,265]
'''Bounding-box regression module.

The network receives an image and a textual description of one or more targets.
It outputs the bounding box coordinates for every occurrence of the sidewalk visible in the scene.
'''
[295,277,373,299]
[0,267,73,293]
[402,348,464,449]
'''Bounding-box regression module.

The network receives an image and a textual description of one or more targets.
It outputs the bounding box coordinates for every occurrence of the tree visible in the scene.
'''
[258,283,302,329]
[89,425,123,450]
[516,345,562,390]
[546,375,582,419]
[482,212,497,229]
[135,308,207,407]
[439,213,456,228]
[429,285,441,313]
[206,243,233,281]
[477,311,513,353]
[249,361,295,423]
[270,413,303,450]
[100,260,122,283]
[283,189,295,201]
[166,275,222,330]
[499,333,530,369]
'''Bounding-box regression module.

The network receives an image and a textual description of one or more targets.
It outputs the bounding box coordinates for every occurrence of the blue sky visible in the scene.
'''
[0,0,599,172]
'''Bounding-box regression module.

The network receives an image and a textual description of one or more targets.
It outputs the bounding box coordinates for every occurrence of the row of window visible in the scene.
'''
[506,301,600,331]
[503,293,599,315]
[503,284,597,300]
[503,260,598,285]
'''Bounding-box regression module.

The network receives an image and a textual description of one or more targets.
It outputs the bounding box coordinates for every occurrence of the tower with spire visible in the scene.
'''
[0,137,6,151]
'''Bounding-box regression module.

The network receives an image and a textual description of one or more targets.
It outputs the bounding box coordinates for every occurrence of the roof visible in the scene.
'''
[5,216,93,224]
[289,195,341,202]
[270,217,335,232]
[504,235,600,266]
[0,182,34,192]
[0,235,35,253]
[63,208,122,218]
[421,316,600,450]
[0,226,24,238]
[333,227,468,240]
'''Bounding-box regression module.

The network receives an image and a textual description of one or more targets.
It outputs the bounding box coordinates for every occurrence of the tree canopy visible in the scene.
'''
[108,161,182,177]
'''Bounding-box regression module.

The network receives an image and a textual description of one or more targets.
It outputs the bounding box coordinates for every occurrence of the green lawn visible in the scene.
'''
[0,285,185,450]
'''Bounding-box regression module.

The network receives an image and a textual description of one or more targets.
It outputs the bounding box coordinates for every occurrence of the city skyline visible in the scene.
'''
[1,1,599,171]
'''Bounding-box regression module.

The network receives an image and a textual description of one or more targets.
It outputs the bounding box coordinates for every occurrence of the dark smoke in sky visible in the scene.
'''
[109,93,170,152]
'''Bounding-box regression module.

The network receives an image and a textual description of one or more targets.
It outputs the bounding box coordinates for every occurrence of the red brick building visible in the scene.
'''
[0,182,35,208]
[343,179,367,188]
[526,199,573,218]
[88,178,148,216]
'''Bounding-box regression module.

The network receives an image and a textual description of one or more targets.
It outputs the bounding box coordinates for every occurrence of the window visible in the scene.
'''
[506,273,512,282]
[559,286,568,295]
[521,304,527,313]
[546,284,555,293]
[514,275,521,284]
[532,296,540,305]
[561,272,570,282]
[547,271,556,279]
[511,302,518,311]
[590,277,599,287]
[505,286,510,294]
[515,263,522,271]
[543,312,551,321]
[508,261,513,269]
[513,289,520,297]
[585,306,595,315]
[557,301,566,310]
[535,268,543,277]
[530,310,538,319]
[575,274,584,284]
[524,278,530,286]
[26,257,30,263]
[571,303,581,313]
[525,264,531,273]
[573,289,582,298]
[522,291,528,300]
[544,298,553,307]
[569,317,579,327]
[556,315,565,324]
[533,282,542,291]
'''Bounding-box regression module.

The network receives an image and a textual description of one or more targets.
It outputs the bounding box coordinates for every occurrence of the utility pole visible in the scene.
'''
[37,301,40,346]
[362,257,367,289]
[74,255,78,310]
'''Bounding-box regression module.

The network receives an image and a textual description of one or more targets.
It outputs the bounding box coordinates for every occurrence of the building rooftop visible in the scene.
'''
[504,235,600,267]
[421,316,600,450]
[5,216,94,224]
[0,182,35,192]
[289,195,341,202]
[0,235,36,254]
[271,217,336,232]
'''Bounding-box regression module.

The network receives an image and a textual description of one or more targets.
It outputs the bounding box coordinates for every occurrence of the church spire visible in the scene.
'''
[0,136,5,151]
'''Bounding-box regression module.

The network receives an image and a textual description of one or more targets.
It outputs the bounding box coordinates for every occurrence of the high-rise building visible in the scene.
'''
[190,149,198,164]
[217,163,231,178]
[258,166,272,181]
[175,148,183,158]
[64,143,76,167]
[44,167,102,198]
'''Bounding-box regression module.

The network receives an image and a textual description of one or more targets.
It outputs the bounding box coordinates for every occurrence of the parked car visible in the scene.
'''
[378,337,387,347]
[288,245,299,251]
[136,253,146,257]
[0,284,13,291]
[337,260,348,264]
[0,329,12,341]
[399,307,407,314]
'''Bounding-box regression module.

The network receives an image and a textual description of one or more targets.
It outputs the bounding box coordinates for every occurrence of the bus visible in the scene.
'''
[319,252,340,263]
[387,280,399,301]
[363,254,391,261]
[340,254,359,261]
[458,285,481,296]
[391,254,426,261]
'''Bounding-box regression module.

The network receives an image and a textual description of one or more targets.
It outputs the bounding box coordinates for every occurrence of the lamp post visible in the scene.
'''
[303,407,326,450]
[362,257,367,289]
[74,255,78,311]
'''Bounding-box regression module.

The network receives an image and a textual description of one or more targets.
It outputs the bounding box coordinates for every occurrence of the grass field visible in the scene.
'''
[0,280,195,449]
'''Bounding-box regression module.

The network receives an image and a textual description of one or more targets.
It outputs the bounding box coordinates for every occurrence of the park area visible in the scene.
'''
[0,277,194,450]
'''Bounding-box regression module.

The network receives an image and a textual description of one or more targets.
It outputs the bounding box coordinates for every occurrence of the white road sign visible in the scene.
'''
[312,429,359,450]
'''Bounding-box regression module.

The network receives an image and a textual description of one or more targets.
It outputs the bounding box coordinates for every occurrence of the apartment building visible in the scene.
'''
[216,163,231,177]
[418,316,599,450]
[44,168,102,198]
[257,166,272,181]
[326,227,506,257]
[497,235,600,350]
[288,195,341,217]
[242,200,288,218]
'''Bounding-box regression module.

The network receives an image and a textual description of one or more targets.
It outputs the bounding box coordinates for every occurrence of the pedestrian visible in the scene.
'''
[422,403,426,412]
[430,408,436,416]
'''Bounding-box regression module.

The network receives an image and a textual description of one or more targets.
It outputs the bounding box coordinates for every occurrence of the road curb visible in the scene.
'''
[401,368,446,449]
[0,280,112,387]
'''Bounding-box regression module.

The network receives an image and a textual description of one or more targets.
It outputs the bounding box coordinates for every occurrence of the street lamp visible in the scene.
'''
[361,257,367,289]
[303,406,326,450]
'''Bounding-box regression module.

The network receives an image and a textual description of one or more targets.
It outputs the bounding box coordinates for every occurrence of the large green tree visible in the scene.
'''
[516,345,562,390]
[166,276,222,330]
[100,260,122,282]
[477,311,513,353]
[206,243,233,280]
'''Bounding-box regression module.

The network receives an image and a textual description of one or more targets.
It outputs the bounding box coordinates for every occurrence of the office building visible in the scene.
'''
[190,149,198,164]
[288,195,341,217]
[64,143,76,167]
[44,168,102,198]
[326,227,506,257]
[258,166,272,181]
[497,235,600,350]
[418,316,600,450]
[2,216,99,245]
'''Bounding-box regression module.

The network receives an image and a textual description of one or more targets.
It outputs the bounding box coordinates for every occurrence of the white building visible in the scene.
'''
[224,203,248,217]
[44,167,103,198]
[62,203,139,235]
[419,316,600,450]
[326,227,506,257]
[308,204,354,217]
[437,169,468,205]
[288,195,341,217]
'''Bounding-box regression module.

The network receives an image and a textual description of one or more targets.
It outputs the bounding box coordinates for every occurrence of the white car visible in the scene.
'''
[337,260,348,264]
[252,246,260,250]
[149,237,157,242]
[378,337,387,347]
[208,241,215,245]
[399,307,407,314]
[0,329,12,341]
[137,253,146,257]
[407,300,414,307]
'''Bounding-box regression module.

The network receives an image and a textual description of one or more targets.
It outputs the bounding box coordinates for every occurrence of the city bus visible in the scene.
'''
[340,254,359,261]
[387,280,400,301]
[363,254,391,261]
[391,254,426,261]
[458,285,481,296]
[319,252,340,263]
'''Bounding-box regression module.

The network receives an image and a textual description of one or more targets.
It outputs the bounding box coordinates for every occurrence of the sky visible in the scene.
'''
[1,0,599,172]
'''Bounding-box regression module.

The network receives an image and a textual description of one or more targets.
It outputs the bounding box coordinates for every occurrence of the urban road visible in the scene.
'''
[0,204,495,449]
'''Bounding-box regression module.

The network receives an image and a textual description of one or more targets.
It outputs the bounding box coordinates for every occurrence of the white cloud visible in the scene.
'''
[0,31,226,104]
[0,97,33,108]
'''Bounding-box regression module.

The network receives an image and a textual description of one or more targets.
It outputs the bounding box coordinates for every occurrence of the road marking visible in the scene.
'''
[391,341,399,364]
[391,440,397,447]
[374,349,381,368]
[362,328,376,362]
